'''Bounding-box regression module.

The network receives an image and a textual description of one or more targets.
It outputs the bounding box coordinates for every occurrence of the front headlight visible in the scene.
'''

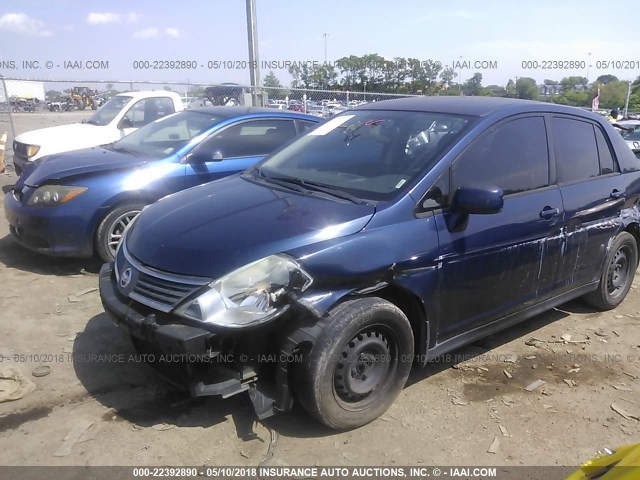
[27,185,88,206]
[175,255,313,329]
[25,144,40,158]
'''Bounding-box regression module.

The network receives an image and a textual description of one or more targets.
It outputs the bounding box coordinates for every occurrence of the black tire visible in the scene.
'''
[296,297,414,430]
[95,204,145,262]
[583,231,637,310]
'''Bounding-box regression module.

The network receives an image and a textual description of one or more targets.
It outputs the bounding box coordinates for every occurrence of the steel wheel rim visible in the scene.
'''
[607,245,631,298]
[107,210,140,256]
[333,326,398,410]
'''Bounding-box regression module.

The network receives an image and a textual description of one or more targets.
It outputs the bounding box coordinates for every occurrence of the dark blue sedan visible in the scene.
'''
[4,107,319,261]
[100,97,640,429]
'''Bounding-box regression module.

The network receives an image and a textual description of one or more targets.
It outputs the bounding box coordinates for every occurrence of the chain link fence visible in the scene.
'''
[0,77,422,173]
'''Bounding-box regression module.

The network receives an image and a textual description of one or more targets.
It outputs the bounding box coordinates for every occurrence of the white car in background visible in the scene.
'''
[12,90,184,175]
[615,120,640,150]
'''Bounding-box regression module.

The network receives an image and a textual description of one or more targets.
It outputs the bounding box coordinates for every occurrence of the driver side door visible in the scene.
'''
[433,115,565,342]
[181,118,300,188]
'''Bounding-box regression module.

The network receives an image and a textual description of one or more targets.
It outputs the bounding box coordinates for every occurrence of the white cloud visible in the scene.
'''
[87,12,140,24]
[164,27,180,38]
[133,27,159,39]
[87,12,120,24]
[0,13,53,36]
[133,27,181,39]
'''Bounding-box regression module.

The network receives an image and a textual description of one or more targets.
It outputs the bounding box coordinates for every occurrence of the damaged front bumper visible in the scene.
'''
[99,262,302,418]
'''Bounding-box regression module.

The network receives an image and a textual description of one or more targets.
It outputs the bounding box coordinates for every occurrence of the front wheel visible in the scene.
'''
[583,231,638,310]
[95,204,145,262]
[296,297,414,430]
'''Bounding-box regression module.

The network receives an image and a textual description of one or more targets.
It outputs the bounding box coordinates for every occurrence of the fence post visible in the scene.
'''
[0,132,6,173]
[0,76,16,146]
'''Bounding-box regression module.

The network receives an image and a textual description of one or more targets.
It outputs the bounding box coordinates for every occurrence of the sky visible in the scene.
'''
[0,0,639,92]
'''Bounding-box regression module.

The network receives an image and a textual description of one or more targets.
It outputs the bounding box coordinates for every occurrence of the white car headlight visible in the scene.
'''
[175,255,313,328]
[25,144,40,158]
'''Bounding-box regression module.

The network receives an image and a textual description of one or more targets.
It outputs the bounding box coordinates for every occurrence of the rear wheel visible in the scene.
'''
[296,297,414,430]
[583,231,637,310]
[95,204,145,262]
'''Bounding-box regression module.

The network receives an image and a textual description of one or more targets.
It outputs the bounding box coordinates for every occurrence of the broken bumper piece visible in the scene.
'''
[98,262,276,418]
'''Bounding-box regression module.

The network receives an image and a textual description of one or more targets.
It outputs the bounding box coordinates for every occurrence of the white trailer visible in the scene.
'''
[0,79,45,102]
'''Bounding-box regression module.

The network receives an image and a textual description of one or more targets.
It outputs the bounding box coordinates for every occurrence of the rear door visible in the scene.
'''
[433,115,565,342]
[551,116,627,291]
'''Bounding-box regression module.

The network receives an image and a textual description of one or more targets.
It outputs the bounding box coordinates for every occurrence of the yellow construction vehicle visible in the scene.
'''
[65,86,99,110]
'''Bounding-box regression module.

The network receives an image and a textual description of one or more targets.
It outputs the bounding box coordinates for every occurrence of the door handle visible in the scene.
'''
[539,206,560,219]
[610,189,625,199]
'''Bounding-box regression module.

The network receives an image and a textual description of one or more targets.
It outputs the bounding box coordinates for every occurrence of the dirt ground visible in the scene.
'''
[0,112,639,469]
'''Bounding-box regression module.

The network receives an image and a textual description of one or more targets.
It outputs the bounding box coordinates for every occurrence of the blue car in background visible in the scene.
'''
[100,97,640,429]
[4,107,319,261]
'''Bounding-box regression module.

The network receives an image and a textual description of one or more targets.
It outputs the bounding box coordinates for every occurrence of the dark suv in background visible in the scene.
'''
[100,97,640,429]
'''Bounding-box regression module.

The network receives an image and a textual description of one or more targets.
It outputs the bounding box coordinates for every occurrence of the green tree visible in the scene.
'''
[600,81,629,109]
[263,71,283,88]
[485,85,506,96]
[560,76,588,92]
[263,71,289,99]
[595,74,619,85]
[439,67,456,88]
[462,72,484,96]
[505,79,516,97]
[515,77,539,100]
[551,90,590,106]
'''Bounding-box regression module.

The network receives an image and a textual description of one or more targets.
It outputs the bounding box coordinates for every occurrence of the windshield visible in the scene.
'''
[109,110,222,157]
[86,95,132,126]
[259,110,474,201]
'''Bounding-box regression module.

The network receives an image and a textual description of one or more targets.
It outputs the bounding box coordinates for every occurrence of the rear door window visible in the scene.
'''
[552,117,600,183]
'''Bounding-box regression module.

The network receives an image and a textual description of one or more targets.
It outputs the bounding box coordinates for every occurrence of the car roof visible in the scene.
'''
[116,90,183,101]
[356,96,598,118]
[188,106,316,119]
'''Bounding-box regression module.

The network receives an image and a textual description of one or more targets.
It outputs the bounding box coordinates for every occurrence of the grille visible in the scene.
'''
[120,243,211,313]
[130,271,206,312]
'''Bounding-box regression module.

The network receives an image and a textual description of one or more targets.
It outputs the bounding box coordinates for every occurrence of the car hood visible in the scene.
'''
[126,175,376,278]
[15,123,121,152]
[19,147,147,188]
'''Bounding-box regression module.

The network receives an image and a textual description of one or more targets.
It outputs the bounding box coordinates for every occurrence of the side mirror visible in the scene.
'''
[451,185,503,215]
[118,118,134,130]
[183,150,224,164]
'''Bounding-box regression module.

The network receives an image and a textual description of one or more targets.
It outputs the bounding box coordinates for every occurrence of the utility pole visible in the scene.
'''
[586,52,592,84]
[246,0,261,106]
[624,80,632,117]
[322,33,329,63]
[458,56,463,95]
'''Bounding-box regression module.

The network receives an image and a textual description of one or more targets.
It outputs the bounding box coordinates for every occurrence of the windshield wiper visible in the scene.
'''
[257,170,366,204]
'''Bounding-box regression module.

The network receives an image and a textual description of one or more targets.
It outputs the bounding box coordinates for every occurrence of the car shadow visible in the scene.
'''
[73,301,591,440]
[405,304,573,388]
[0,234,102,276]
[73,313,334,440]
